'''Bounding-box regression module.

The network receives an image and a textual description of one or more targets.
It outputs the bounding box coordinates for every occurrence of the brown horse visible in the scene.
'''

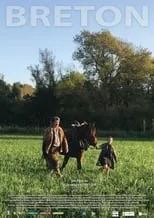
[61,122,97,171]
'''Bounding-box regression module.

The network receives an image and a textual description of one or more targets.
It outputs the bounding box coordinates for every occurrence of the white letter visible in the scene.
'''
[74,6,95,27]
[96,6,121,27]
[31,6,50,27]
[55,6,72,27]
[6,6,26,27]
[126,6,149,27]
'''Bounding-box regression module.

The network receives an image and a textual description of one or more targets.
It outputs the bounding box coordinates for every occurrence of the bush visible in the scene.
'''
[0,126,44,135]
[97,130,154,139]
[0,126,154,139]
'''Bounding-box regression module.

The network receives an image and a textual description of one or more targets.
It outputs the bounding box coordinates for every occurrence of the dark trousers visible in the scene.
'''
[46,146,60,173]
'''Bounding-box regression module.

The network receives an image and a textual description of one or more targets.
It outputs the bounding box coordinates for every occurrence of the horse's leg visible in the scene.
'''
[61,155,70,172]
[46,156,53,171]
[77,157,82,170]
[77,150,84,170]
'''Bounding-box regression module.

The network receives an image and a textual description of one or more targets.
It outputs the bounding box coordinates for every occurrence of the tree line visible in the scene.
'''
[1,30,154,131]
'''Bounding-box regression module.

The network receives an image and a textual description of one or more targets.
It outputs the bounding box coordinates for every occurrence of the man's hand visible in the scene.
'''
[96,144,101,149]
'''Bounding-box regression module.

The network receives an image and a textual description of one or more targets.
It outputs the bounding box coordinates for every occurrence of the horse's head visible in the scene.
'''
[77,121,97,147]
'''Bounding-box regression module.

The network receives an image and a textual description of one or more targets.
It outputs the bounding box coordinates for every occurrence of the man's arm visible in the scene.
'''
[42,128,53,157]
[59,127,69,153]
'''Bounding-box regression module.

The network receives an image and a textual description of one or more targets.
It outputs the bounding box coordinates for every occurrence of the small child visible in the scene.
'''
[96,137,117,175]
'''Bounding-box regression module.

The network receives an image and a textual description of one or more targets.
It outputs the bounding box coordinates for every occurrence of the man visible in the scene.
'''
[42,116,68,177]
[96,137,117,175]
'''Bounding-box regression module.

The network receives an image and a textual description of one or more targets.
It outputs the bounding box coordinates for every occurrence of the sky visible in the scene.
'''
[0,0,154,85]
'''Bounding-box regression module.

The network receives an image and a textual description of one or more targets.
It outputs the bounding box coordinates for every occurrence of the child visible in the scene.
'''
[96,137,117,175]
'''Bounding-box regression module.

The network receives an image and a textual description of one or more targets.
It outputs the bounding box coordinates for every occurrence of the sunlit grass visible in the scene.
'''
[0,136,154,216]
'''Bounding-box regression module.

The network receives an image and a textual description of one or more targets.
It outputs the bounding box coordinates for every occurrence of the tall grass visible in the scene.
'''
[0,135,154,217]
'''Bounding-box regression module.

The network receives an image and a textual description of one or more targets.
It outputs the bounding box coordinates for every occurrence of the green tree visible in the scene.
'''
[56,71,87,122]
[73,30,154,129]
[0,76,12,124]
[28,49,58,125]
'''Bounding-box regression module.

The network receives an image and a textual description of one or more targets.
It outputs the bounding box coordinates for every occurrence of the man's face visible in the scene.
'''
[53,119,60,127]
[108,137,113,145]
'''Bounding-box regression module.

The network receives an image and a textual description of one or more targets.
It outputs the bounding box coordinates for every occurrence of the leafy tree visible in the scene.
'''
[28,49,58,126]
[0,76,12,124]
[73,30,154,129]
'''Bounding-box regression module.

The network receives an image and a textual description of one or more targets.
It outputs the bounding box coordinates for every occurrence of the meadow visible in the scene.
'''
[0,135,154,217]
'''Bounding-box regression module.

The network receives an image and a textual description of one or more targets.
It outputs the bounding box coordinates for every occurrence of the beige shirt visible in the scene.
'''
[53,128,60,147]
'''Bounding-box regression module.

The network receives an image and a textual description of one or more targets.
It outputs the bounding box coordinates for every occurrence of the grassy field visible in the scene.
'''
[0,135,154,217]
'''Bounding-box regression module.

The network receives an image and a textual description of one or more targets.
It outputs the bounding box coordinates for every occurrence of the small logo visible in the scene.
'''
[138,212,148,216]
[112,210,119,217]
[122,211,135,217]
